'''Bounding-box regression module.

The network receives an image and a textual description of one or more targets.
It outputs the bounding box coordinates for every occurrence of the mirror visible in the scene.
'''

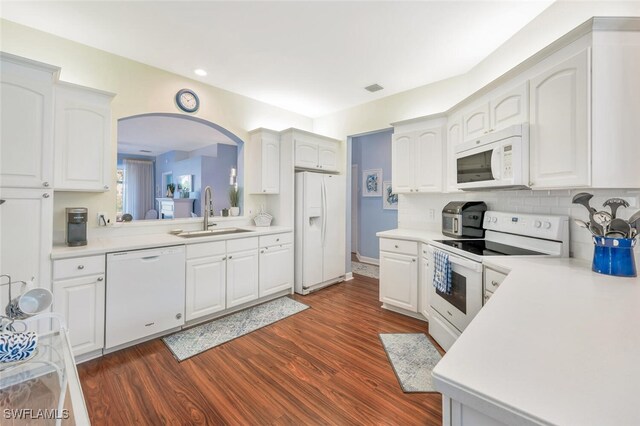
[116,113,243,221]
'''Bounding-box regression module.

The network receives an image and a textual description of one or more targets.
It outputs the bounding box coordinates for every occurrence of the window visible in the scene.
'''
[116,168,124,221]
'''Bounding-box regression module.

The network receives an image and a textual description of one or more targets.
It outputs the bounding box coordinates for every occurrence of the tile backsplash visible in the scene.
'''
[398,189,640,261]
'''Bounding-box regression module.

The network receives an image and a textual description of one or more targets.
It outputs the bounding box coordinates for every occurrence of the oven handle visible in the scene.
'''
[428,245,482,272]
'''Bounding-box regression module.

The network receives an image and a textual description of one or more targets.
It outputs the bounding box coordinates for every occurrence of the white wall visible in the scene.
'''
[0,19,314,237]
[399,189,640,261]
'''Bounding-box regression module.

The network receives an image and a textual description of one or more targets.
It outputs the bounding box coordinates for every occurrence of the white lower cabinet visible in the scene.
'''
[52,255,105,357]
[226,248,259,308]
[379,246,418,313]
[259,243,293,297]
[185,254,226,321]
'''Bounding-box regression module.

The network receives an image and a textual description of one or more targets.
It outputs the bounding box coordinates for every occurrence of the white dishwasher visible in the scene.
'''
[105,245,186,349]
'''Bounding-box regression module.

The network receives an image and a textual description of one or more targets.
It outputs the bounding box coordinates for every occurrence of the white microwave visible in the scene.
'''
[455,124,529,191]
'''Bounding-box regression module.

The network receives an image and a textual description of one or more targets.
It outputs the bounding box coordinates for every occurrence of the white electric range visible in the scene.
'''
[426,211,569,350]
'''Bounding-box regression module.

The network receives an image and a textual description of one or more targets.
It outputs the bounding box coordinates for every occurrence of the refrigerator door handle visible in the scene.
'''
[321,177,327,247]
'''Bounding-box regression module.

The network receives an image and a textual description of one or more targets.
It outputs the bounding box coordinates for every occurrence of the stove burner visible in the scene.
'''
[433,239,546,256]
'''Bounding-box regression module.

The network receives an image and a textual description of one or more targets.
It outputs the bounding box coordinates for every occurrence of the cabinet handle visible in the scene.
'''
[43,181,50,187]
[412,258,416,262]
[491,280,499,287]
[42,193,50,198]
[260,250,264,254]
[77,265,84,270]
[222,256,227,260]
[410,189,414,192]
[263,190,266,192]
[394,245,399,248]
[104,185,110,190]
[276,238,280,242]
[228,255,233,259]
[97,277,104,281]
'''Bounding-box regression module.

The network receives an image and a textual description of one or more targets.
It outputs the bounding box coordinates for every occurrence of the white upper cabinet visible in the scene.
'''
[490,83,529,131]
[462,104,490,141]
[391,123,444,194]
[391,133,414,193]
[0,54,57,189]
[414,127,443,192]
[294,132,340,172]
[445,116,462,192]
[462,83,528,142]
[247,129,280,194]
[54,82,114,192]
[529,48,590,189]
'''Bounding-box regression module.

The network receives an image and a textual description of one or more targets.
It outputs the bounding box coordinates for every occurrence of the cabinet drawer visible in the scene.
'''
[53,255,105,280]
[227,236,259,253]
[379,238,418,256]
[484,268,508,292]
[186,241,226,259]
[259,232,293,248]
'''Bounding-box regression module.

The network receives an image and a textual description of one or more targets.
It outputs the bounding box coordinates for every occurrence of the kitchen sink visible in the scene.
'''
[175,228,253,238]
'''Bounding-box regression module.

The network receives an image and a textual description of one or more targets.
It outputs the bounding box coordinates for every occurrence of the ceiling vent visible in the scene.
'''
[365,84,384,93]
[139,149,152,153]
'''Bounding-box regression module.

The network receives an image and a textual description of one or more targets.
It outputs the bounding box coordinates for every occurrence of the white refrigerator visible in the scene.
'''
[295,171,346,295]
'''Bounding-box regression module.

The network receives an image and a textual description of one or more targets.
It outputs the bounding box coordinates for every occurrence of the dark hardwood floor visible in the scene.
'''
[79,276,444,425]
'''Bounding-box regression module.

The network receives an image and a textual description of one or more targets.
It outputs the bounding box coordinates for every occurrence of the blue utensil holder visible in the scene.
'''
[592,237,637,277]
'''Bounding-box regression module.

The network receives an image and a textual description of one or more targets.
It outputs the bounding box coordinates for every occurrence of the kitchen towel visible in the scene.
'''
[433,249,452,294]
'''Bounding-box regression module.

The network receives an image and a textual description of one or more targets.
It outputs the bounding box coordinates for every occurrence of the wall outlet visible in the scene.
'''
[428,209,435,221]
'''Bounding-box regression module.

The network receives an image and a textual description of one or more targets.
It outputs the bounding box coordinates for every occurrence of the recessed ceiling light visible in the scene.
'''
[365,84,384,93]
[194,69,207,76]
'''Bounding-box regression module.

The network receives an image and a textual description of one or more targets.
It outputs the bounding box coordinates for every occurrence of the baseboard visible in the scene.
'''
[344,272,354,281]
[355,252,379,266]
[381,303,428,322]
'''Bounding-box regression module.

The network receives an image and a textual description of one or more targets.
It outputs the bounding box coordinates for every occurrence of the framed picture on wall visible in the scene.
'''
[362,169,382,197]
[383,181,398,210]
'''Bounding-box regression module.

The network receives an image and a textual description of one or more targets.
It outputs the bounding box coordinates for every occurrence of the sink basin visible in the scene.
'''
[175,228,253,238]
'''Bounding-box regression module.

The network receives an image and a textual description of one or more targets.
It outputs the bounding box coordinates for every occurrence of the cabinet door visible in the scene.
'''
[318,140,339,172]
[391,132,414,193]
[0,61,54,189]
[490,83,528,131]
[446,118,462,192]
[0,188,53,310]
[462,103,490,141]
[259,244,293,297]
[414,127,443,192]
[261,134,280,193]
[185,255,226,321]
[379,251,418,312]
[53,274,105,356]
[54,84,112,191]
[226,249,259,308]
[294,138,319,169]
[530,49,590,188]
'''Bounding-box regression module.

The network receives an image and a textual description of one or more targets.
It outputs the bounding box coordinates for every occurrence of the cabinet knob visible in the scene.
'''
[222,256,227,260]
[97,277,104,281]
[176,313,182,320]
[263,190,266,192]
[394,245,399,248]
[260,250,264,254]
[491,280,499,287]
[410,189,414,192]
[42,193,50,198]
[104,185,110,190]
[276,238,280,242]
[228,255,233,259]
[77,265,84,270]
[43,181,50,187]
[415,189,419,192]
[412,258,416,262]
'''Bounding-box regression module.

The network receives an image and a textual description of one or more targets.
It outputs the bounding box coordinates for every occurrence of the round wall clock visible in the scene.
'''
[175,88,200,113]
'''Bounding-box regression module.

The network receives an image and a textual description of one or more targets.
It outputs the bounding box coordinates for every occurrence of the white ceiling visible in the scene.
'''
[0,1,554,117]
[118,114,236,156]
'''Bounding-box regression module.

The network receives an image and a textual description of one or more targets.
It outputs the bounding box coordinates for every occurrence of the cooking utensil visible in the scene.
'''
[628,210,640,229]
[605,231,627,239]
[592,211,612,234]
[608,218,631,238]
[603,198,630,218]
[572,192,597,214]
[574,219,589,230]
[589,223,603,236]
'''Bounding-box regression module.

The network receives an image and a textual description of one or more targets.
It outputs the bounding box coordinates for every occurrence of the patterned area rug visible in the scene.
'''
[163,297,309,361]
[379,333,442,393]
[351,260,379,279]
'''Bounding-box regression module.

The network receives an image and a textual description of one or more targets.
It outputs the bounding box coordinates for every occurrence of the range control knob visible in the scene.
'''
[543,221,552,229]
[534,220,542,228]
[491,217,498,223]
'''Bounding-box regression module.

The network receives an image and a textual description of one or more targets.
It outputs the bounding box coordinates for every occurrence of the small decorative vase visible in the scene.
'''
[230,207,240,217]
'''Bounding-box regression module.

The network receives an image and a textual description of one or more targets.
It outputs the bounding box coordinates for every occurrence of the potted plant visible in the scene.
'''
[229,186,240,216]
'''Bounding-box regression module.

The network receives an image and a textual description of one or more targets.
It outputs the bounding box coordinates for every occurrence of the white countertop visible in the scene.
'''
[434,255,640,425]
[52,226,292,259]
[378,227,640,425]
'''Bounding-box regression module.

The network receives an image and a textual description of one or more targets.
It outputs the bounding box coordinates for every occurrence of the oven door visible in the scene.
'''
[428,246,483,332]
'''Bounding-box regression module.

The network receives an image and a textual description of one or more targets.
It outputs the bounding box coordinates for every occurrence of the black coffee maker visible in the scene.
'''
[66,207,88,247]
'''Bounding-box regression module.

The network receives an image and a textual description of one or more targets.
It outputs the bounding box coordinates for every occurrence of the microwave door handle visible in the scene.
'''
[491,147,502,180]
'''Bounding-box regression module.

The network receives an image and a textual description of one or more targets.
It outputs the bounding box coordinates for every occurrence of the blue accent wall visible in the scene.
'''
[352,129,397,260]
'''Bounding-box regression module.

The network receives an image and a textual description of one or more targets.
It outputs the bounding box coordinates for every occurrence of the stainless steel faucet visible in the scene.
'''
[203,186,213,230]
